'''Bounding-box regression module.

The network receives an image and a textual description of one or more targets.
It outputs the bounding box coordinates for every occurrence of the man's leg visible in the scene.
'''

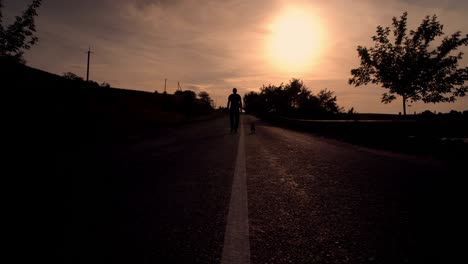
[234,111,240,132]
[229,110,235,132]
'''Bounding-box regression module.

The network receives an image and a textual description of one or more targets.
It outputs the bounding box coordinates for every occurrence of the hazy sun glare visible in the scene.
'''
[267,7,324,73]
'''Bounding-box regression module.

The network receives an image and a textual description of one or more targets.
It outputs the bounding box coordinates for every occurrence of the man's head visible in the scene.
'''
[232,88,237,94]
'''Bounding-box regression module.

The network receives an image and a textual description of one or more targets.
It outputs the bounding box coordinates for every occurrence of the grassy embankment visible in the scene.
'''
[261,112,468,161]
[2,59,220,149]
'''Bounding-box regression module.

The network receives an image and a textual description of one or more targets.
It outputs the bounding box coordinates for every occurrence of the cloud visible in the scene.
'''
[4,0,466,112]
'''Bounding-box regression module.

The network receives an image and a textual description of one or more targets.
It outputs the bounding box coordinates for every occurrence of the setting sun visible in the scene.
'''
[267,7,324,72]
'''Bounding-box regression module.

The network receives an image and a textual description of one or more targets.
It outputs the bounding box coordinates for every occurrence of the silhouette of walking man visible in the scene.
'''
[227,88,242,133]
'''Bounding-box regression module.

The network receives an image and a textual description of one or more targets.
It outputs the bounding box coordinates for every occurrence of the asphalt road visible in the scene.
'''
[60,114,464,264]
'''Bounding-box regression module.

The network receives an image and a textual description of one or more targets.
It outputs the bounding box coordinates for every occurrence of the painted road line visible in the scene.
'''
[221,121,251,264]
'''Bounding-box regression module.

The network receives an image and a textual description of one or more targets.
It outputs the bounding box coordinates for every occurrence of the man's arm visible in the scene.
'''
[239,96,243,110]
[227,96,230,109]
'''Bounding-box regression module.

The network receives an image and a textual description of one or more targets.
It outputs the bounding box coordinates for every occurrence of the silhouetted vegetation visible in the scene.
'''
[2,59,217,147]
[349,12,468,115]
[244,79,344,119]
[243,78,467,160]
[62,72,84,82]
[0,0,42,64]
[173,90,196,115]
[417,109,468,121]
[62,71,103,89]
[198,91,214,109]
[100,82,111,88]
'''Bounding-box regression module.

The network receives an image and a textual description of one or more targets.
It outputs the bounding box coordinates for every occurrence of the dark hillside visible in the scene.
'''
[1,59,216,149]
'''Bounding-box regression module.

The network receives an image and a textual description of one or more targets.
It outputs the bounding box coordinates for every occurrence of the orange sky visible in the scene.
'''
[4,0,468,113]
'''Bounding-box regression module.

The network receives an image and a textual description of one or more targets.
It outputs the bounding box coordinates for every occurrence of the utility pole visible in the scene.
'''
[86,46,93,82]
[177,81,182,91]
[164,78,167,93]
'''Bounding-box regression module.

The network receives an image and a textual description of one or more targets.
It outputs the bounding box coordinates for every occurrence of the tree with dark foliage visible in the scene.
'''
[175,90,196,114]
[243,79,344,118]
[62,72,84,82]
[349,12,468,115]
[315,89,344,114]
[198,91,214,108]
[0,0,42,64]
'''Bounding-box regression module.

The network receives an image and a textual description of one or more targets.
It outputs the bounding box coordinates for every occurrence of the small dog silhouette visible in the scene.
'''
[250,123,256,134]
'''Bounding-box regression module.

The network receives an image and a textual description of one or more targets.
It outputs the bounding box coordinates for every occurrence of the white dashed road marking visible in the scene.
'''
[221,121,251,264]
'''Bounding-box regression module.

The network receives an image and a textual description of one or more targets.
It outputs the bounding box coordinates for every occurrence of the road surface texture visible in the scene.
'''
[60,116,238,264]
[59,114,464,263]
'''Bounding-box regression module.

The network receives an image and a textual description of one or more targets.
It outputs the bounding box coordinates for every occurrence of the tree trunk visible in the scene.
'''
[402,96,407,116]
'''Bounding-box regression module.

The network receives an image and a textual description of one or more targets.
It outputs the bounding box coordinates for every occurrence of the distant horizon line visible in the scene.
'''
[16,62,468,115]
